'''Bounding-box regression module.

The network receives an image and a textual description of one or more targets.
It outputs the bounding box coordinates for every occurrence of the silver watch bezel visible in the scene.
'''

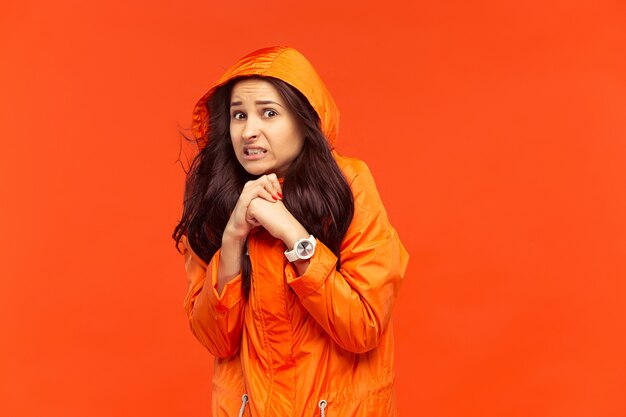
[284,235,316,262]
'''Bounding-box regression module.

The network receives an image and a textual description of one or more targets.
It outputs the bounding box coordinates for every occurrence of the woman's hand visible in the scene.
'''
[247,198,309,250]
[223,174,283,244]
[217,174,282,293]
[247,197,311,276]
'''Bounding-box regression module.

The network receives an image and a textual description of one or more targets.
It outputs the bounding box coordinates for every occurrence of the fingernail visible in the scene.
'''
[272,195,278,201]
[277,192,283,199]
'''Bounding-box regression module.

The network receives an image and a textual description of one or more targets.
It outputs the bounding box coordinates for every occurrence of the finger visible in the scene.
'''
[241,179,274,203]
[254,176,278,202]
[246,209,261,227]
[257,186,277,202]
[264,173,282,200]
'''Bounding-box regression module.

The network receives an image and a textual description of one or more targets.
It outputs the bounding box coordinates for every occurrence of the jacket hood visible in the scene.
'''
[191,46,340,149]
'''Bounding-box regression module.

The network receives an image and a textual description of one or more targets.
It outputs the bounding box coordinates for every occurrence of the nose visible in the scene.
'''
[242,117,260,142]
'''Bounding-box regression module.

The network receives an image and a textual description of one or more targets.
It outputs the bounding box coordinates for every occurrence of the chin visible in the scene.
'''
[242,164,271,177]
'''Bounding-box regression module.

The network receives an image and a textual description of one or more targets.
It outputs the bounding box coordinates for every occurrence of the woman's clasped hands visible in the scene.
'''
[223,173,306,250]
[218,173,310,291]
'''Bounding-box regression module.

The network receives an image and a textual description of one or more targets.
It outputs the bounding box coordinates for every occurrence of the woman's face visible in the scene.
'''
[229,79,305,177]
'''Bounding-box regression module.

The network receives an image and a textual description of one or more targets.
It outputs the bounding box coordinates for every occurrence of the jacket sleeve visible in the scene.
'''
[285,160,409,354]
[182,236,246,358]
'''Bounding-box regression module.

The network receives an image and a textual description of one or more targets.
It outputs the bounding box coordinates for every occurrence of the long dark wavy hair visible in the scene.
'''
[173,76,354,298]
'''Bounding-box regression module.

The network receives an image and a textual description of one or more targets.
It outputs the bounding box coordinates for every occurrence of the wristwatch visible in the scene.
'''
[284,235,316,262]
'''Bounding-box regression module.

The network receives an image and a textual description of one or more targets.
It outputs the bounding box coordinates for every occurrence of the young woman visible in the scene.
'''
[173,46,409,417]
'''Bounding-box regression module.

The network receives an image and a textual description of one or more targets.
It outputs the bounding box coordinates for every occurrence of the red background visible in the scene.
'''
[1,1,625,416]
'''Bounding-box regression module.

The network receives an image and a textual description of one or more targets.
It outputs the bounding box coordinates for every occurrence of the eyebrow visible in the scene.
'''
[230,100,284,107]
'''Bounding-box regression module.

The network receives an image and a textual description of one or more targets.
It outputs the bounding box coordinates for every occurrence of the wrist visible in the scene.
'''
[278,214,309,248]
[222,224,248,246]
[282,227,310,249]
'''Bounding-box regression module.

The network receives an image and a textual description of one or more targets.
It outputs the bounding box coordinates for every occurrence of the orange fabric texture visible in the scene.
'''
[182,47,409,416]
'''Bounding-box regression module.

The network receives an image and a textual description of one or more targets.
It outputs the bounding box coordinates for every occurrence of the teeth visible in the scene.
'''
[247,149,265,155]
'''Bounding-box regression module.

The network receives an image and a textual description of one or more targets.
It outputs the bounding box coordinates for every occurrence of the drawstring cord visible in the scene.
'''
[318,399,327,417]
[238,394,249,417]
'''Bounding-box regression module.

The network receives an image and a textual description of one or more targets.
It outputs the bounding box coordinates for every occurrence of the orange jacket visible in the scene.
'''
[182,46,409,417]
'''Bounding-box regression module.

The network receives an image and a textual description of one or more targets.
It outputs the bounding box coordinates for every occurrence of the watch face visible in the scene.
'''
[297,240,314,259]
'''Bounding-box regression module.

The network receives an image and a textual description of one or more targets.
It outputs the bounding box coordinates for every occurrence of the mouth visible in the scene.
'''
[244,147,267,156]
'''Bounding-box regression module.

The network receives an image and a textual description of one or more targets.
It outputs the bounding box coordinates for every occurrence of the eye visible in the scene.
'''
[263,109,278,118]
[232,111,246,120]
